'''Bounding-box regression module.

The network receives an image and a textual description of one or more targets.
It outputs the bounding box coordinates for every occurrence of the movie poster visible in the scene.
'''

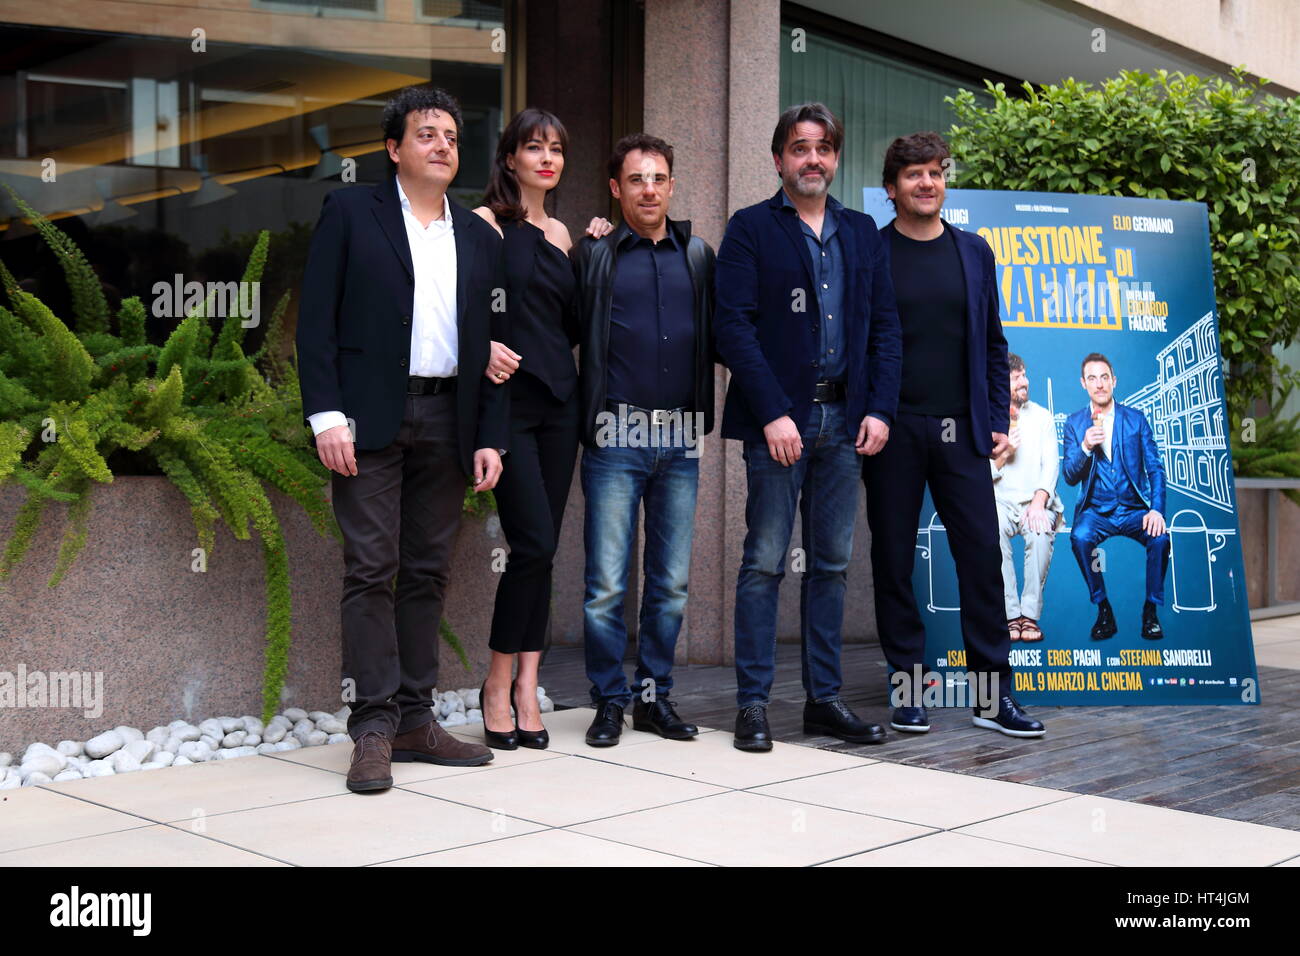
[862,187,1260,705]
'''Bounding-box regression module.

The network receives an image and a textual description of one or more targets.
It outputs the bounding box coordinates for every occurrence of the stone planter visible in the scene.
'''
[1235,481,1300,610]
[0,477,499,750]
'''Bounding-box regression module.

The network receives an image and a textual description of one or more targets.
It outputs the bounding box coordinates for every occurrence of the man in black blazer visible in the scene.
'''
[297,85,508,793]
[866,131,1043,738]
[715,103,902,752]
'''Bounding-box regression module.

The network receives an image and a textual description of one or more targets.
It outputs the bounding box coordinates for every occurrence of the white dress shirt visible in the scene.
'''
[307,177,459,437]
[991,400,1060,508]
[1096,405,1114,459]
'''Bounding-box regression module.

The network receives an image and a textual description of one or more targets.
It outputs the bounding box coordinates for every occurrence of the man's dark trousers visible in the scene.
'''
[332,390,464,739]
[864,413,1011,691]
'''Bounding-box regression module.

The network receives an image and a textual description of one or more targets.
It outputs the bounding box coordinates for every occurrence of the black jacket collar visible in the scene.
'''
[609,215,694,251]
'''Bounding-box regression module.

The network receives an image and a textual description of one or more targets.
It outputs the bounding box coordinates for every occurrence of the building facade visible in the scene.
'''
[0,0,1293,665]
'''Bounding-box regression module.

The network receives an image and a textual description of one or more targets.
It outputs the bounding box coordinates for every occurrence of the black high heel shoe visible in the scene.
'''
[480,680,518,750]
[512,679,549,750]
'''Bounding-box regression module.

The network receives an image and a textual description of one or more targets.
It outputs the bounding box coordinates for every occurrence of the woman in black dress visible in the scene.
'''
[473,108,597,749]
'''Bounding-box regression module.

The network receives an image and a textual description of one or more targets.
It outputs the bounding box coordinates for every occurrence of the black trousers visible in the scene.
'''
[331,391,464,740]
[489,372,580,654]
[863,412,1011,691]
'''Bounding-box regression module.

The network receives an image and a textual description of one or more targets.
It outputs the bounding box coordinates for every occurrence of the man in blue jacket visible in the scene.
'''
[865,132,1043,739]
[715,103,902,752]
[1063,353,1170,641]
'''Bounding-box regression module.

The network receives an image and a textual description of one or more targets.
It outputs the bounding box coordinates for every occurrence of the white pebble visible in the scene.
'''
[52,768,83,782]
[152,751,175,767]
[198,718,224,739]
[303,730,328,747]
[56,740,83,757]
[20,754,65,778]
[113,726,144,743]
[334,706,351,721]
[465,709,483,723]
[308,710,334,724]
[256,743,280,755]
[244,734,261,747]
[539,697,554,713]
[316,718,346,735]
[171,756,193,767]
[283,708,308,723]
[241,716,264,736]
[274,739,301,751]
[174,724,201,742]
[326,733,349,744]
[176,741,211,762]
[199,734,221,750]
[0,753,11,768]
[125,739,155,763]
[84,730,125,759]
[109,750,142,773]
[24,742,60,761]
[23,770,52,786]
[262,725,286,744]
[84,760,115,777]
[219,717,242,734]
[442,712,468,727]
[221,731,247,749]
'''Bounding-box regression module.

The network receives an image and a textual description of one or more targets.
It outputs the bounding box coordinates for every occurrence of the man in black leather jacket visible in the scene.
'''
[570,133,716,747]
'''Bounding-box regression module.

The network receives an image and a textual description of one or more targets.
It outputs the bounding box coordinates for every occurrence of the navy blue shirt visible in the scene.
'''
[782,190,846,383]
[607,227,695,410]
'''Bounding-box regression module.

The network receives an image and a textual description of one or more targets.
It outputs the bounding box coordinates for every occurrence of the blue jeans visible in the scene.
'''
[581,434,699,707]
[734,401,861,707]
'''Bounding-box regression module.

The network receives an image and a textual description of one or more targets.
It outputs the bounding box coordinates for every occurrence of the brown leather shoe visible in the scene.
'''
[347,730,393,793]
[391,720,493,767]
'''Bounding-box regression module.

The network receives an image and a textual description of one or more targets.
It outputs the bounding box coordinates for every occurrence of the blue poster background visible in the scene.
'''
[862,187,1259,705]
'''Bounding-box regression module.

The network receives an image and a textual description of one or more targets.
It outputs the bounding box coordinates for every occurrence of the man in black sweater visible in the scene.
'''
[865,132,1045,739]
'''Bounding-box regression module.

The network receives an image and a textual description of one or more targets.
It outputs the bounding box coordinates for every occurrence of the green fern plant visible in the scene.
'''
[0,191,337,721]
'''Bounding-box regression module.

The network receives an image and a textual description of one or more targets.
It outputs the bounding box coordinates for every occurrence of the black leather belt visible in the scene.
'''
[407,375,457,395]
[605,401,687,425]
[813,381,846,403]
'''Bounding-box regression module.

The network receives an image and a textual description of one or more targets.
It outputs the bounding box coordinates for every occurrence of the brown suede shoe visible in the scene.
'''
[392,720,493,767]
[347,730,393,793]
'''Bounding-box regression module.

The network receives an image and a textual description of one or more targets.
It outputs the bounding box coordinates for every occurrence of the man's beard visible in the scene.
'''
[787,168,833,197]
[1012,388,1029,408]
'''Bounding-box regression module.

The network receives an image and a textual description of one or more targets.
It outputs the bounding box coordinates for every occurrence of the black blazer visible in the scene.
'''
[714,189,902,444]
[880,219,1011,456]
[296,178,509,475]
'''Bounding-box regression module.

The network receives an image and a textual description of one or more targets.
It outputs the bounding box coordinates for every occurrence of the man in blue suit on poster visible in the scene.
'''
[1063,352,1170,641]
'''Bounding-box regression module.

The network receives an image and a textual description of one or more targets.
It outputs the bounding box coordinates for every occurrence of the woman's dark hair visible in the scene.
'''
[770,102,843,157]
[381,85,463,172]
[607,133,674,181]
[881,131,951,190]
[482,108,569,222]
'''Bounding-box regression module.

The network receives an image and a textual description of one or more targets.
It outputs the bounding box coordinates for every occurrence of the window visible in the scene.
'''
[780,20,993,212]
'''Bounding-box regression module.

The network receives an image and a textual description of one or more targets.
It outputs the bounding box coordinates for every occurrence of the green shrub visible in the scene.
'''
[948,68,1300,419]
